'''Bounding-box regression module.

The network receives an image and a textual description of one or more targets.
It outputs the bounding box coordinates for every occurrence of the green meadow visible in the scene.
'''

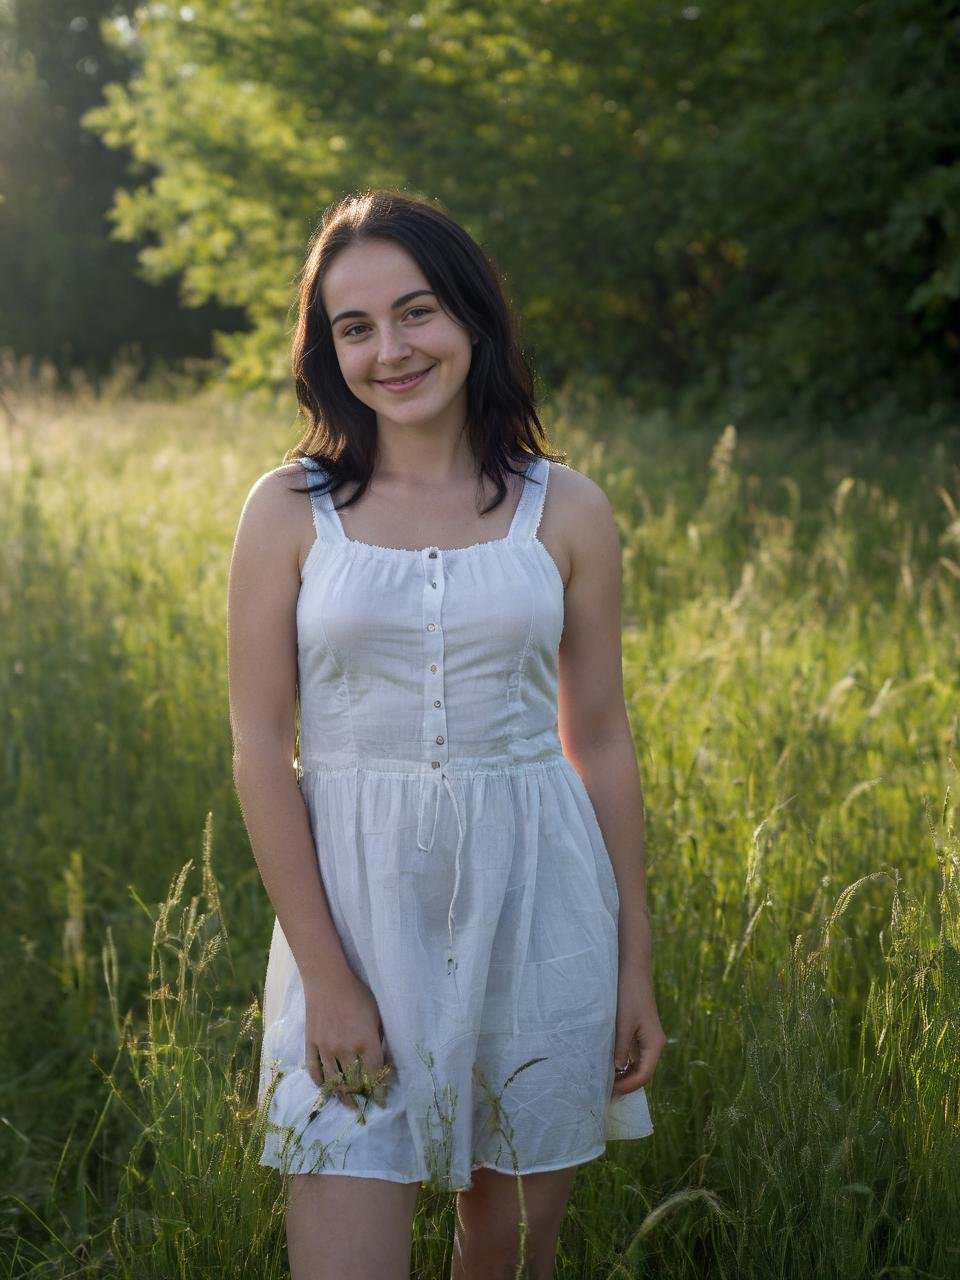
[1,364,958,1277]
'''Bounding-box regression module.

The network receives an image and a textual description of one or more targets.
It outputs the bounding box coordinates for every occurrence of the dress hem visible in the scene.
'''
[259,1133,652,1189]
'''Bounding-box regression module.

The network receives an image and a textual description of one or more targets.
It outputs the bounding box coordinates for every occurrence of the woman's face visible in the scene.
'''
[321,238,474,433]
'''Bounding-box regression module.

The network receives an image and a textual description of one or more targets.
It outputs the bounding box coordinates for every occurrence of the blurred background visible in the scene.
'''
[2,0,959,431]
[2,3,959,1278]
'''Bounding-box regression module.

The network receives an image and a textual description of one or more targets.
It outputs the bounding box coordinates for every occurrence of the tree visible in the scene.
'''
[0,0,246,382]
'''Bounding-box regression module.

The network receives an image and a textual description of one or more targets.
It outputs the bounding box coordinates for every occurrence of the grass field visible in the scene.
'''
[1,363,958,1277]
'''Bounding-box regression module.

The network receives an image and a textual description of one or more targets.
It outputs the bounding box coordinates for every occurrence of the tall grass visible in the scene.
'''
[1,357,958,1276]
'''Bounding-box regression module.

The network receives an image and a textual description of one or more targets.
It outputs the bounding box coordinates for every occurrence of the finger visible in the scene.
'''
[611,1040,642,1084]
[613,1026,638,1073]
[631,1046,660,1087]
[611,1059,642,1094]
[613,1038,662,1091]
[616,1054,640,1085]
[359,1044,384,1074]
[318,1053,339,1094]
[351,1050,383,1095]
[304,1044,324,1090]
[331,1054,359,1111]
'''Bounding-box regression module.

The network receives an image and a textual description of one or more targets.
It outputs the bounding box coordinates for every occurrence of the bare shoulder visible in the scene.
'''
[231,461,315,579]
[266,459,312,496]
[545,459,613,518]
[542,460,619,584]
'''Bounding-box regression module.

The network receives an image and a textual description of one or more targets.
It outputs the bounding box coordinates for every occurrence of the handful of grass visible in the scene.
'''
[308,1058,394,1124]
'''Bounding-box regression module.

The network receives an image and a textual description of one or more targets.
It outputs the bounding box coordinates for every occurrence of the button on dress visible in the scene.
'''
[257,453,654,1189]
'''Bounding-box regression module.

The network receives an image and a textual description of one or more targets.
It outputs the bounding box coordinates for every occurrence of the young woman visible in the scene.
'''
[227,188,665,1279]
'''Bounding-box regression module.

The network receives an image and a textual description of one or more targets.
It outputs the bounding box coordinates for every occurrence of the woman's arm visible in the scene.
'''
[227,468,354,992]
[553,463,665,1089]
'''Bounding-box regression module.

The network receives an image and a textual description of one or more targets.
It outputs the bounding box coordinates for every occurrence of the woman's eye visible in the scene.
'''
[340,308,430,339]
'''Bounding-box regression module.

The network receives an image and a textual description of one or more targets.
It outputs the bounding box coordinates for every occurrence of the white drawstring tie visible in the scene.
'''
[416,767,466,997]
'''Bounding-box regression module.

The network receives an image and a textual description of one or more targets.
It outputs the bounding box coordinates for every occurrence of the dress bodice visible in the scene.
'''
[295,453,565,777]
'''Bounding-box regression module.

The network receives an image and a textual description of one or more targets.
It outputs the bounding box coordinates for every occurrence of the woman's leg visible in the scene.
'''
[451,1164,579,1279]
[286,1172,421,1280]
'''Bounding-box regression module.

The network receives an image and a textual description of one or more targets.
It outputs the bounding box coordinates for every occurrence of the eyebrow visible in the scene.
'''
[330,289,436,328]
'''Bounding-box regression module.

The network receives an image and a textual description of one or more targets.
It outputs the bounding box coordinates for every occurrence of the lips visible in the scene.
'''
[376,366,435,390]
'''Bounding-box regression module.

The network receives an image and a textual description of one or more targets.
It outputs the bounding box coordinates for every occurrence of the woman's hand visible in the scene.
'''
[302,969,389,1111]
[611,970,666,1096]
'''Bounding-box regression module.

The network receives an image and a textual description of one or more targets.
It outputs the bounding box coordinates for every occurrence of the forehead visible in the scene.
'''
[321,239,430,315]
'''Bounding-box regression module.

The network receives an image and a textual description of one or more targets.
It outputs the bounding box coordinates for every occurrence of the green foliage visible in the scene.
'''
[0,1,246,380]
[1,378,959,1274]
[2,0,957,427]
[673,0,960,427]
[75,0,960,429]
[97,826,289,1278]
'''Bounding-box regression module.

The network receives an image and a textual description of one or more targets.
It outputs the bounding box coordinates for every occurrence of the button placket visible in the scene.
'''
[418,547,448,819]
[415,545,466,993]
[420,546,449,772]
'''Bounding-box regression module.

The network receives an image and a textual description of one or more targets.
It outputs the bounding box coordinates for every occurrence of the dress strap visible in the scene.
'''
[508,455,550,543]
[298,456,346,543]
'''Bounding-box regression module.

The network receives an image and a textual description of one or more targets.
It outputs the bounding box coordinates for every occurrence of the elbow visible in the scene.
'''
[561,706,635,758]
[232,735,296,784]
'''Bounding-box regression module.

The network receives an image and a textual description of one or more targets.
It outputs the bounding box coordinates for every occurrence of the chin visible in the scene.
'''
[381,402,448,421]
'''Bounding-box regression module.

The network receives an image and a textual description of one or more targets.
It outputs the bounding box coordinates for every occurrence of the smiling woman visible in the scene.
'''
[321,240,475,432]
[284,189,551,525]
[227,188,664,1280]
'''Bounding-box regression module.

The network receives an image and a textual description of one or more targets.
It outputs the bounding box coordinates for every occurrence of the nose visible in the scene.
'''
[376,326,413,366]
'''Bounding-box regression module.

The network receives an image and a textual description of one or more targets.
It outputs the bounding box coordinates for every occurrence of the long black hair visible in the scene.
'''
[284,187,563,514]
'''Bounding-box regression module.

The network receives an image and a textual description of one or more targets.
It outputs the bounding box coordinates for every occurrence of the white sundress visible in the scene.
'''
[257,452,653,1190]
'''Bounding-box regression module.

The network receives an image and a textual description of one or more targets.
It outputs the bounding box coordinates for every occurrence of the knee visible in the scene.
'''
[453,1197,559,1279]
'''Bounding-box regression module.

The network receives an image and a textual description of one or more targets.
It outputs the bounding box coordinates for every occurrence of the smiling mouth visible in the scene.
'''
[376,366,435,387]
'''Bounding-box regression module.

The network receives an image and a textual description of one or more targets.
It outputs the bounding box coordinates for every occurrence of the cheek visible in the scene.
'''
[335,347,368,387]
[436,334,474,373]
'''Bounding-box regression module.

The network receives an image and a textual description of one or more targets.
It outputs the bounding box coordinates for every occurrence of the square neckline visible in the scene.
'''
[311,455,541,558]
